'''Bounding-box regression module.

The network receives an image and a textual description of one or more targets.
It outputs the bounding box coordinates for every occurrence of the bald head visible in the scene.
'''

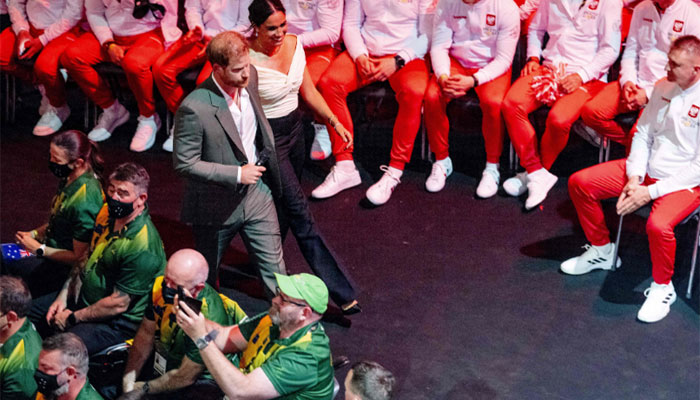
[165,249,209,293]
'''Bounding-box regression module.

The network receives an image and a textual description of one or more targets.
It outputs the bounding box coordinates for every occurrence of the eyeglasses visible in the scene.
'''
[275,287,306,308]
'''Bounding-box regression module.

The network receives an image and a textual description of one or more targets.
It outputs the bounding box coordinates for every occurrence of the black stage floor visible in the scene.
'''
[2,90,699,399]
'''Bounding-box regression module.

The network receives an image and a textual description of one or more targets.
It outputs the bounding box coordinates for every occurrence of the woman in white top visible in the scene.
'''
[247,0,360,315]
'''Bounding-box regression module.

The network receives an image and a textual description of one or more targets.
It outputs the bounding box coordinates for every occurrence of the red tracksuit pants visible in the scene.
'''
[569,159,700,284]
[153,37,210,114]
[424,57,511,163]
[306,45,340,85]
[0,25,81,106]
[503,67,605,173]
[317,51,429,170]
[60,30,164,117]
[580,81,639,148]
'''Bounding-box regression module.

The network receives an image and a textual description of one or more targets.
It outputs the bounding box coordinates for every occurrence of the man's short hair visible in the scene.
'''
[207,31,249,68]
[349,361,396,400]
[42,333,90,376]
[670,35,700,58]
[0,276,32,318]
[109,162,150,195]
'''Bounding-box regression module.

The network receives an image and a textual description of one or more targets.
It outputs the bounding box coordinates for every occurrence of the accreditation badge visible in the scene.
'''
[153,351,167,376]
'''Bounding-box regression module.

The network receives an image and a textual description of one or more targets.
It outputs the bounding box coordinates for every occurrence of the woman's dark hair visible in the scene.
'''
[51,130,105,186]
[248,0,285,28]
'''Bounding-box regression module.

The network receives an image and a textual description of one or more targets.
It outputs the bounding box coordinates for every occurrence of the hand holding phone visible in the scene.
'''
[177,286,203,314]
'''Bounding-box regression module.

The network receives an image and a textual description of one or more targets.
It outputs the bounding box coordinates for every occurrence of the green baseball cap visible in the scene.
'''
[275,273,329,314]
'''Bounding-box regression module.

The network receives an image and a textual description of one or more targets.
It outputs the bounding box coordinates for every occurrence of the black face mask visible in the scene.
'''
[34,369,62,396]
[162,280,177,304]
[48,161,73,179]
[106,196,135,219]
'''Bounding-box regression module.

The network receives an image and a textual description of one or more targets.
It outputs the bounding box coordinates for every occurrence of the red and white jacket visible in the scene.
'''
[283,0,342,48]
[527,0,622,82]
[8,0,83,45]
[431,0,520,84]
[185,0,251,38]
[620,0,700,99]
[85,0,180,48]
[342,0,434,62]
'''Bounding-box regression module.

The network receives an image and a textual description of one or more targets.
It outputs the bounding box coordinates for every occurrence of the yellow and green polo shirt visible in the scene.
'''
[238,313,334,400]
[45,172,104,250]
[79,206,166,324]
[0,319,42,400]
[145,276,247,377]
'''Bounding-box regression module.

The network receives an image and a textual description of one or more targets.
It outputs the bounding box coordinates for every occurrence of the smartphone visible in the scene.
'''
[177,285,202,314]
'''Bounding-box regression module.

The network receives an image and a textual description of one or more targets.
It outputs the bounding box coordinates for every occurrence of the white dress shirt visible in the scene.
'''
[212,74,258,183]
[342,0,434,62]
[185,0,251,38]
[431,0,520,84]
[620,0,700,99]
[527,0,622,83]
[283,0,342,48]
[85,0,180,48]
[627,78,700,199]
[8,0,83,45]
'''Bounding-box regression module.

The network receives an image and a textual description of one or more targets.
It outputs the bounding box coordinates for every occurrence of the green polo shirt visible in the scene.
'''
[238,313,333,400]
[79,206,166,324]
[45,172,104,250]
[35,379,103,400]
[145,276,247,377]
[0,319,42,400]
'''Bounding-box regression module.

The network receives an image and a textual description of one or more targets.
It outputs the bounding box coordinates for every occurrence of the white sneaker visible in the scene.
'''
[525,169,558,210]
[88,101,130,142]
[310,123,332,161]
[162,125,174,152]
[311,165,362,199]
[637,281,676,323]
[503,172,528,197]
[425,159,453,193]
[560,244,621,275]
[130,114,161,152]
[476,167,500,199]
[366,166,401,206]
[33,104,70,136]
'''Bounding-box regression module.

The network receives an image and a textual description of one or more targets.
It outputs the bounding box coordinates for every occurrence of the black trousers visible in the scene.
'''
[268,109,357,307]
[30,291,137,356]
[2,256,71,298]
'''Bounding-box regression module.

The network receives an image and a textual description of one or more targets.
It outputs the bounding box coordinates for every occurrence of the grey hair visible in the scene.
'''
[349,361,396,400]
[42,333,89,376]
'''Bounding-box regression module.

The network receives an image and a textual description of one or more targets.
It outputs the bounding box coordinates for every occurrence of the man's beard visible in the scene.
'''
[269,308,296,330]
[43,383,69,400]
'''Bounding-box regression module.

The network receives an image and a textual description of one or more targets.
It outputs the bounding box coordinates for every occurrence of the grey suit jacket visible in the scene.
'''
[173,67,282,226]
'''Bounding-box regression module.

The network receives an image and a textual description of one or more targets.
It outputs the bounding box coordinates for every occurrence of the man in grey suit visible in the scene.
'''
[173,30,286,295]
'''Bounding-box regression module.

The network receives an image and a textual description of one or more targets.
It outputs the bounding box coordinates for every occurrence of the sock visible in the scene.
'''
[387,166,403,179]
[484,162,499,181]
[594,243,613,255]
[437,157,453,174]
[336,160,356,172]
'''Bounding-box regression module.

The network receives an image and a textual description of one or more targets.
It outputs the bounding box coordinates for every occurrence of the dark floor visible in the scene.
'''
[2,86,699,400]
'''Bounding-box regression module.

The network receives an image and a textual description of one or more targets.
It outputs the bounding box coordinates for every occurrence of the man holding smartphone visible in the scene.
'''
[121,249,247,399]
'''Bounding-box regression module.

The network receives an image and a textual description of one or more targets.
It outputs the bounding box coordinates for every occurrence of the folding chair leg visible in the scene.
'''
[509,141,519,173]
[612,213,624,272]
[686,218,700,299]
